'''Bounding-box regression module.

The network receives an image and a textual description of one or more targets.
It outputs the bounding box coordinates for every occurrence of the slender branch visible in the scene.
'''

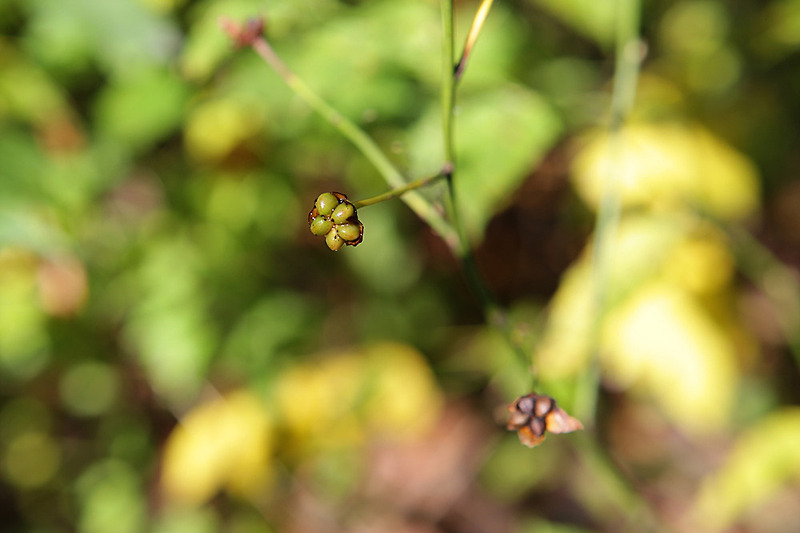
[727,225,800,371]
[439,2,531,376]
[454,0,495,82]
[576,0,642,424]
[572,2,664,530]
[353,166,450,209]
[440,2,456,172]
[220,17,458,248]
[572,432,663,532]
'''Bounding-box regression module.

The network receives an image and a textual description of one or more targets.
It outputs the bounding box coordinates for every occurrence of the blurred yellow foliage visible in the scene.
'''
[537,215,747,434]
[534,115,762,435]
[274,342,443,457]
[0,248,49,379]
[691,408,800,531]
[602,281,738,433]
[160,390,273,506]
[184,98,266,162]
[360,343,443,437]
[572,122,759,220]
[274,352,367,453]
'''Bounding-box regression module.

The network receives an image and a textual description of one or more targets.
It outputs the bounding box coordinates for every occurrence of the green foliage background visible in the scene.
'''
[1,0,800,531]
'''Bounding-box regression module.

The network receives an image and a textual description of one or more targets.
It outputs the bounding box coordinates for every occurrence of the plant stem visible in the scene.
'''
[440,1,531,376]
[454,0,495,82]
[727,224,800,371]
[572,432,662,532]
[353,167,450,209]
[247,35,458,247]
[440,1,456,174]
[577,0,642,424]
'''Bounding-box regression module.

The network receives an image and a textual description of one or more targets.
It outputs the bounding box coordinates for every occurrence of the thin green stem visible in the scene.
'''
[572,433,663,533]
[728,225,800,371]
[248,36,458,247]
[440,1,530,376]
[577,0,642,424]
[353,167,450,209]
[572,1,663,530]
[440,1,456,172]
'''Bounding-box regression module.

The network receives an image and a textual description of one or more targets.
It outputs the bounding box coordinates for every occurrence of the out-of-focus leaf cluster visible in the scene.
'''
[1,0,800,531]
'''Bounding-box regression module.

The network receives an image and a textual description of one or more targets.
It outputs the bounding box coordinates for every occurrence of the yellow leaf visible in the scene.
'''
[161,390,273,506]
[602,282,738,434]
[273,352,366,452]
[184,98,265,162]
[663,228,735,294]
[536,215,684,379]
[362,342,443,439]
[571,122,759,220]
[272,343,443,456]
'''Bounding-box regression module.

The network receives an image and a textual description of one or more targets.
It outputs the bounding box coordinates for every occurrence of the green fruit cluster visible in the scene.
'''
[308,192,363,251]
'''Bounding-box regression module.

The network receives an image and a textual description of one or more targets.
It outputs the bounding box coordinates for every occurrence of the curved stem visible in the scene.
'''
[247,35,458,246]
[353,167,450,209]
[577,0,642,425]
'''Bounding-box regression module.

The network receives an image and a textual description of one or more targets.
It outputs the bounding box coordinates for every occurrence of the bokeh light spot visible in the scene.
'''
[3,431,61,489]
[60,362,120,417]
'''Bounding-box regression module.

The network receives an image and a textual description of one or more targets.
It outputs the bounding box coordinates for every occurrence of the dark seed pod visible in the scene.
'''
[533,396,553,418]
[507,392,583,448]
[517,395,536,415]
[507,408,530,430]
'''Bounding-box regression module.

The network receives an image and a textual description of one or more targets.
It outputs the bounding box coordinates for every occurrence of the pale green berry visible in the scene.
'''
[315,192,339,217]
[337,222,362,242]
[331,202,355,224]
[310,216,333,236]
[325,228,344,251]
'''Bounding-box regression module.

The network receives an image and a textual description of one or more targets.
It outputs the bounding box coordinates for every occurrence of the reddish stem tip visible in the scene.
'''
[218,16,265,47]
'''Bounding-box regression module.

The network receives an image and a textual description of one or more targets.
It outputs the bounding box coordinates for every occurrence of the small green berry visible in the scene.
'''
[315,192,339,217]
[325,228,344,251]
[331,202,355,224]
[310,216,333,236]
[337,222,362,242]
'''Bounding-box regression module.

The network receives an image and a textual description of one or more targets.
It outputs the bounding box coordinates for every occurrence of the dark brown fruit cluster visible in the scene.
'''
[308,192,363,251]
[506,393,583,447]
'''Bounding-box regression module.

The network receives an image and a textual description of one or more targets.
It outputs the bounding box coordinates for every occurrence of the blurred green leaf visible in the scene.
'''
[94,66,189,153]
[153,508,219,533]
[23,0,180,77]
[180,0,340,82]
[76,459,146,533]
[0,250,49,381]
[760,0,800,57]
[527,0,616,46]
[692,408,800,531]
[409,86,562,241]
[0,43,68,123]
[122,237,217,407]
[0,128,48,204]
[517,518,596,533]
[344,205,423,294]
[221,291,316,377]
[59,362,120,417]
